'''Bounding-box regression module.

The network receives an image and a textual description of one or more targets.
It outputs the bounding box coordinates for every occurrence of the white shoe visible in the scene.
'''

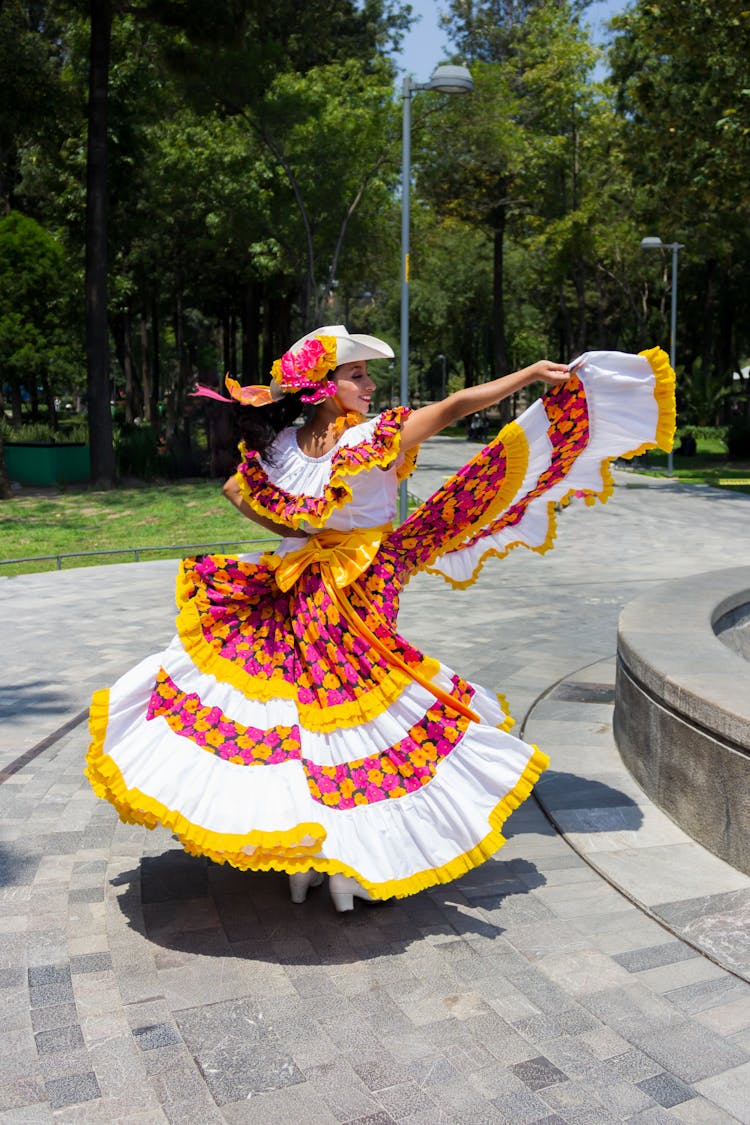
[288,870,324,904]
[329,872,376,913]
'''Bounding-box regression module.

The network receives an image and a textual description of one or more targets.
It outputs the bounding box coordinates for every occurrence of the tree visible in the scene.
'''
[254,58,399,327]
[85,0,116,486]
[402,208,494,392]
[609,0,750,387]
[419,2,597,402]
[417,60,521,390]
[0,211,80,426]
[441,0,586,62]
[0,1,70,211]
[153,1,409,334]
[4,2,424,480]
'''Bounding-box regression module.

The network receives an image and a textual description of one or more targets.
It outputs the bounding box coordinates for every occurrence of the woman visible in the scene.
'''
[86,325,674,912]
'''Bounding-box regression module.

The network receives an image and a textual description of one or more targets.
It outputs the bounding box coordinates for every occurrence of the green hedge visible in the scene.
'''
[1,419,88,444]
[675,424,728,442]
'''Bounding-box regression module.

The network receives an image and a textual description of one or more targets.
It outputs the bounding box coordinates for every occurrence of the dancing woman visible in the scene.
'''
[86,324,674,911]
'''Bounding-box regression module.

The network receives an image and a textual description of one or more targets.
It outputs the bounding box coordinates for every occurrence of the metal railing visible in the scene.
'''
[1,491,424,574]
[0,538,280,572]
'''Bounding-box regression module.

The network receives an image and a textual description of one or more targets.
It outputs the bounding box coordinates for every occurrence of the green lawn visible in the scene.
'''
[626,444,750,494]
[4,436,749,579]
[0,479,279,577]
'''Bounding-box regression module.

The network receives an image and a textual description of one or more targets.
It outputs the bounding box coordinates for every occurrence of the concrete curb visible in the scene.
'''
[614,568,750,875]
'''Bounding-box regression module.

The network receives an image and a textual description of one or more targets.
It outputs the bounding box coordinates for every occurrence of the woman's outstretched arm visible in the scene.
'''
[399,360,571,450]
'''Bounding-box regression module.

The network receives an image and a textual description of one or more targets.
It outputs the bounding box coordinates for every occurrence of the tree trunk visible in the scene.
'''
[0,388,11,499]
[123,312,137,422]
[229,310,237,376]
[139,311,152,424]
[11,384,22,427]
[261,296,273,378]
[167,292,185,440]
[701,259,716,382]
[150,297,160,425]
[29,378,40,421]
[241,282,260,382]
[461,341,476,389]
[85,0,115,486]
[276,295,292,359]
[43,375,58,429]
[221,311,231,375]
[113,312,137,423]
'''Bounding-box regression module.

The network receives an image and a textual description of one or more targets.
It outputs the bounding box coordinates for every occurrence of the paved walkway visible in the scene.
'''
[1,441,750,1123]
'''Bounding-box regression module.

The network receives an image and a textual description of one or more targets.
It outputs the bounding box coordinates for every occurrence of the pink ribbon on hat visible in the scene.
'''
[190,376,274,407]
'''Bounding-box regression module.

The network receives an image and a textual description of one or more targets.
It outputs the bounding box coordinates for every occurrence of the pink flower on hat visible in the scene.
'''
[270,334,338,403]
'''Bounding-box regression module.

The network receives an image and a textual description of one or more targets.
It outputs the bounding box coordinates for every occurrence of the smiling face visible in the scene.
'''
[333,361,375,414]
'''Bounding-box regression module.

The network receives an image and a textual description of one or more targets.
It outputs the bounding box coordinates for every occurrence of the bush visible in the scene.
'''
[114,423,160,479]
[1,419,88,444]
[727,421,750,460]
[680,425,728,443]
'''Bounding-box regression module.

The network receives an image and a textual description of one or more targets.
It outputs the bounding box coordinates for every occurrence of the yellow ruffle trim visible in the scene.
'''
[398,420,529,579]
[85,689,328,857]
[424,347,676,591]
[496,688,516,732]
[442,420,529,560]
[235,408,411,531]
[396,444,420,483]
[422,496,561,590]
[86,687,548,899]
[616,346,677,460]
[174,592,441,733]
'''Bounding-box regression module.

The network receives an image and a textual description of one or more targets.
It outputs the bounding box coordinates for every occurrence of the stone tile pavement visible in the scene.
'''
[526,657,750,981]
[1,439,749,1122]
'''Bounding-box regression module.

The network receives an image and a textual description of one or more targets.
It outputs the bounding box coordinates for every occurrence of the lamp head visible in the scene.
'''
[427,65,474,93]
[640,236,664,249]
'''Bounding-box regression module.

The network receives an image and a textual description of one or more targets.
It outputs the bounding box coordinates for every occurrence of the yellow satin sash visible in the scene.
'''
[264,526,480,724]
[270,525,385,593]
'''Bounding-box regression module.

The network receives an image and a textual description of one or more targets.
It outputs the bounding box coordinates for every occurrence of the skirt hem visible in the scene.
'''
[86,687,548,900]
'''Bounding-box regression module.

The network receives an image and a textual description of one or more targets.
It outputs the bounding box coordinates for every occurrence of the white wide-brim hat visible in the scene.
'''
[191,324,395,410]
[267,324,395,403]
[293,324,394,366]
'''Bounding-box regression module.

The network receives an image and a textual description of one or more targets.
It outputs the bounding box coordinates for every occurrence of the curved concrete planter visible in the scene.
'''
[614,566,750,875]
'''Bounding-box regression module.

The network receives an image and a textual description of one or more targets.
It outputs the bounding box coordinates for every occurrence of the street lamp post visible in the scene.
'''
[640,235,685,476]
[400,65,473,521]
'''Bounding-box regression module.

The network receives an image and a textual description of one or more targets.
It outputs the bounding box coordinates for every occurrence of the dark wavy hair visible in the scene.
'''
[235,392,305,463]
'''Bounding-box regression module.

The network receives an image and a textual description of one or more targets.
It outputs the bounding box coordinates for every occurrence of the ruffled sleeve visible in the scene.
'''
[234,406,415,530]
[390,349,676,588]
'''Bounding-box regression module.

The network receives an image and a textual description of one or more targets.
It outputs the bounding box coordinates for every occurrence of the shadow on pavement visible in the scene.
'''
[111,851,546,965]
[0,840,43,888]
[0,679,72,720]
[535,770,644,831]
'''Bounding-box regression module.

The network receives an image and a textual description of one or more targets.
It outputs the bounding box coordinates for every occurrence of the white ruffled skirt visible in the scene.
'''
[86,349,674,898]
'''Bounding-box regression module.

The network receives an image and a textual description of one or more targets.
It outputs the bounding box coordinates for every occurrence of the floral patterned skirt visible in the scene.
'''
[86,350,675,898]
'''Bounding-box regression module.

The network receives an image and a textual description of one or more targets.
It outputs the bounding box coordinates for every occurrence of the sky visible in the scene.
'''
[395,0,632,79]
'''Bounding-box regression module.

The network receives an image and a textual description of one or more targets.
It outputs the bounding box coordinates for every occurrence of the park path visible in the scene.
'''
[0,439,749,1122]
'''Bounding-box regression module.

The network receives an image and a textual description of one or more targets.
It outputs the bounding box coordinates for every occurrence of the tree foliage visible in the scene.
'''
[417,0,598,405]
[610,0,750,397]
[2,0,750,494]
[0,211,81,426]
